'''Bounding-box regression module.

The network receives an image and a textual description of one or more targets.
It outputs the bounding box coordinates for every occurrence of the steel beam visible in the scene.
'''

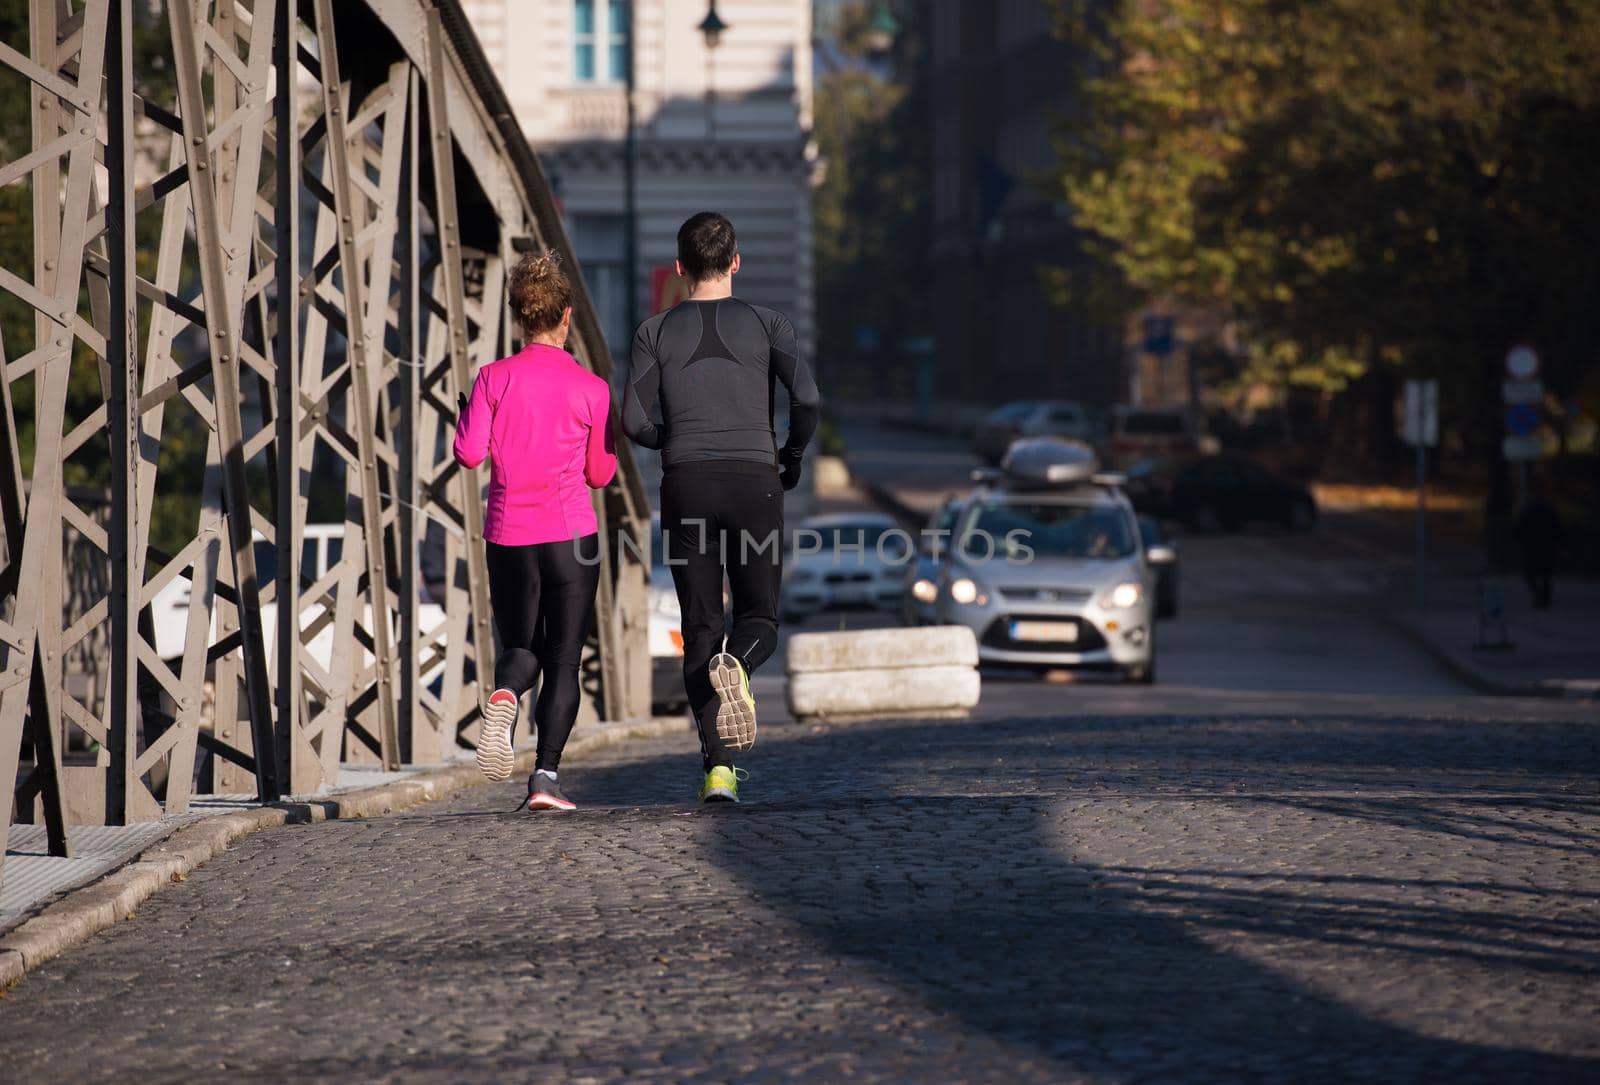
[0,0,651,894]
[422,5,495,729]
[169,0,282,801]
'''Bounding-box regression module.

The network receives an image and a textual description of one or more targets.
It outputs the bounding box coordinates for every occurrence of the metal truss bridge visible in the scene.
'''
[0,0,651,890]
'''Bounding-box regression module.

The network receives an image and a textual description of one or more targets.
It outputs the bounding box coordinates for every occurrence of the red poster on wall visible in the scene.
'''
[651,266,690,313]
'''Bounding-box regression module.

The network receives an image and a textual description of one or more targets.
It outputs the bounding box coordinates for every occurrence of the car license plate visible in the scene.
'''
[1011,620,1077,643]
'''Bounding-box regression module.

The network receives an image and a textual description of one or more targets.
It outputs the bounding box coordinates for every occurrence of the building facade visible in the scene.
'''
[459,0,819,364]
[925,0,1125,408]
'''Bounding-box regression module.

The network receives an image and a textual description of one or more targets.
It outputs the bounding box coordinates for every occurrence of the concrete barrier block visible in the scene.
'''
[0,948,24,986]
[787,665,980,718]
[786,625,978,673]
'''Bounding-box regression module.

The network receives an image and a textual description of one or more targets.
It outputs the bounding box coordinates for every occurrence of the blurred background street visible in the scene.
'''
[2,0,1597,1080]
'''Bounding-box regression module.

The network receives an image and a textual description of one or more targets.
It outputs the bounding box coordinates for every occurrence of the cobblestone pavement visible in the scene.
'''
[2,701,1598,1083]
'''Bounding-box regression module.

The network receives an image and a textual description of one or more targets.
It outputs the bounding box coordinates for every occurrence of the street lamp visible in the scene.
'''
[623,0,638,341]
[697,1,729,49]
[698,1,728,139]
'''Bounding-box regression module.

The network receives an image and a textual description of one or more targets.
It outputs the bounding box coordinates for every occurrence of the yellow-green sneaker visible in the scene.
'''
[709,651,757,751]
[699,765,748,803]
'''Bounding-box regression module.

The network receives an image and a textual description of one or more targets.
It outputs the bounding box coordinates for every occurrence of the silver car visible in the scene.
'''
[903,495,967,626]
[918,480,1160,683]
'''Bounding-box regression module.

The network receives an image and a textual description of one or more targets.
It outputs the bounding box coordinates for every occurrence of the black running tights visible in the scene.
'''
[483,534,601,772]
[660,464,784,771]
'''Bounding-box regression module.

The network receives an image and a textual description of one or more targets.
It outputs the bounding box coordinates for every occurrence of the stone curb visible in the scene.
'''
[0,716,689,988]
[1386,613,1600,701]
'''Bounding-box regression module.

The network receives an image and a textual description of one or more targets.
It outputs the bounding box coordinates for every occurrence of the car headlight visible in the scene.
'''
[948,577,979,604]
[911,578,938,604]
[1104,581,1143,609]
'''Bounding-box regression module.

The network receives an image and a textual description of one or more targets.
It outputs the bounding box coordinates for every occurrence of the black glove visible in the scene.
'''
[778,447,804,492]
[455,391,468,422]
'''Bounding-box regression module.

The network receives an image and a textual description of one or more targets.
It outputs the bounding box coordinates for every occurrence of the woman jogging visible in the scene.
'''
[453,253,616,810]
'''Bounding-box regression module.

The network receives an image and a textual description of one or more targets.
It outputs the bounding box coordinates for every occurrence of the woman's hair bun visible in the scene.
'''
[508,249,573,337]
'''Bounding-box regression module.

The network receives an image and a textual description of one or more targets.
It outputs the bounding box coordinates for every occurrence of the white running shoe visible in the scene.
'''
[709,652,757,752]
[476,688,518,781]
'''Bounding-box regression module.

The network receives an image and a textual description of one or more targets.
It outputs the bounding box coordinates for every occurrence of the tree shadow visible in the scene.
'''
[564,711,1600,1081]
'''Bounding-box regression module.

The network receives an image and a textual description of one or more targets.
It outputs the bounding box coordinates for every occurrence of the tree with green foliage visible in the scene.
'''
[1044,0,1600,501]
[812,2,930,400]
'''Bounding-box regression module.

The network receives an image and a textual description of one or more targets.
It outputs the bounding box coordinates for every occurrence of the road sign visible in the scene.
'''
[1505,345,1539,380]
[1401,379,1438,447]
[1502,435,1543,461]
[1505,403,1539,437]
[1502,379,1543,405]
[1143,315,1175,357]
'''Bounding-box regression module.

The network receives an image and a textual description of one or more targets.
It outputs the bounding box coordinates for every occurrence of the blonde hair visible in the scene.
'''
[507,251,573,337]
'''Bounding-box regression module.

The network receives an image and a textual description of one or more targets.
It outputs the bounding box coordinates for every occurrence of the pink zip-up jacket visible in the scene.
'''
[452,343,617,545]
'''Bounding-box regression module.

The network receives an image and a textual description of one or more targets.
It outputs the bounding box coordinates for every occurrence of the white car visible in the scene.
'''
[149,524,449,685]
[647,515,687,711]
[782,512,909,621]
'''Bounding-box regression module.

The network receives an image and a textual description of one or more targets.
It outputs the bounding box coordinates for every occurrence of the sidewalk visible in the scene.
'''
[1392,574,1600,700]
[1311,502,1600,701]
[0,716,688,985]
[2,761,440,935]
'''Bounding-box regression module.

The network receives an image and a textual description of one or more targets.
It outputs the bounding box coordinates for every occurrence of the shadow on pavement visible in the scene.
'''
[567,711,1600,1082]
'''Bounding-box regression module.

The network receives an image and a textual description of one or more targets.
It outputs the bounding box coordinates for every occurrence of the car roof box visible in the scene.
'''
[1001,437,1101,487]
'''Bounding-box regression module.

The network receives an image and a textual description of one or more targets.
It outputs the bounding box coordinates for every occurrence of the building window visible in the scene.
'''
[569,213,629,355]
[575,0,628,84]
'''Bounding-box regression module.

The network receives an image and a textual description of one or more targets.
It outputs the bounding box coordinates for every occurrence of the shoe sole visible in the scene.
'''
[476,695,517,781]
[527,792,576,811]
[700,787,739,803]
[708,652,757,752]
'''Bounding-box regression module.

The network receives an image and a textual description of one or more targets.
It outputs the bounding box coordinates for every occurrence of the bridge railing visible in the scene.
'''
[0,0,651,890]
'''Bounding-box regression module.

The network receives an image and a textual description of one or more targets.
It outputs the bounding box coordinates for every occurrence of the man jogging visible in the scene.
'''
[623,212,820,803]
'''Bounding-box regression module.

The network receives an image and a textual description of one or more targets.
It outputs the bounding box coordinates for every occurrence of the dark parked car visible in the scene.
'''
[1126,455,1316,534]
[1138,516,1180,618]
[973,400,1103,465]
[1105,405,1203,468]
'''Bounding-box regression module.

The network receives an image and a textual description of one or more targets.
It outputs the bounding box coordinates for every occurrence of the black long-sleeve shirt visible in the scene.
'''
[622,297,820,469]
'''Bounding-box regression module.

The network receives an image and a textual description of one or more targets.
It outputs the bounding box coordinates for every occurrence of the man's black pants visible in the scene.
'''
[660,462,784,771]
